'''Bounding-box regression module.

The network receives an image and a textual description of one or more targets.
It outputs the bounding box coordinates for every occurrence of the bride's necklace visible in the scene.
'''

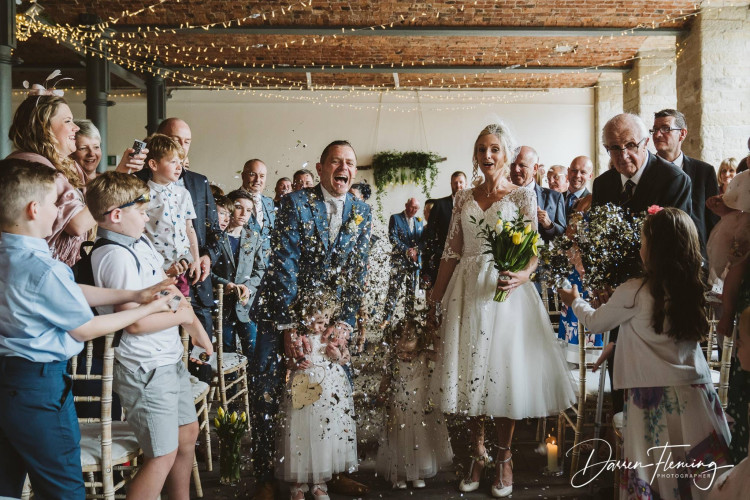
[482,183,502,198]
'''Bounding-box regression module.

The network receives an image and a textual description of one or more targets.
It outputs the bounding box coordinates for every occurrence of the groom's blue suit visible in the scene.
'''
[250,184,372,480]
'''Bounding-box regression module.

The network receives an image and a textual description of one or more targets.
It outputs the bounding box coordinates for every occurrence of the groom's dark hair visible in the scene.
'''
[320,140,356,164]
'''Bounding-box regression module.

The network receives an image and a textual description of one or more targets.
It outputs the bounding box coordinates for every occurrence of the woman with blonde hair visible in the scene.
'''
[7,92,147,265]
[428,123,575,497]
[7,95,94,265]
[717,157,738,195]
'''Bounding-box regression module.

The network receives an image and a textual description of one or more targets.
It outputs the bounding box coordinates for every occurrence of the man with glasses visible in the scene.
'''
[652,109,718,253]
[592,113,692,215]
[591,112,692,415]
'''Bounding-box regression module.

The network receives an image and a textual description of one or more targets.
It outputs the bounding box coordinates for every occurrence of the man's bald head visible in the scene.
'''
[157,118,192,156]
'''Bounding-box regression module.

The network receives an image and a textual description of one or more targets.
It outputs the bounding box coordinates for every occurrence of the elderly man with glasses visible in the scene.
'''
[590,112,693,416]
[651,108,718,255]
[592,113,692,216]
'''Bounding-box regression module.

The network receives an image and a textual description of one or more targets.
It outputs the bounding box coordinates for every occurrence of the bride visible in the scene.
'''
[428,123,576,498]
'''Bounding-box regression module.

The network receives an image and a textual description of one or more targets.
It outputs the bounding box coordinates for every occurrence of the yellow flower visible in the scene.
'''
[354,214,364,225]
[532,243,538,256]
[504,221,512,232]
[214,417,221,428]
[240,412,247,422]
[217,407,225,420]
[532,233,539,245]
[230,412,238,424]
[524,224,532,234]
[512,232,522,245]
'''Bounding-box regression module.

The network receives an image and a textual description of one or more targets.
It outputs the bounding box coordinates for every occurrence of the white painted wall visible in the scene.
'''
[14,88,595,218]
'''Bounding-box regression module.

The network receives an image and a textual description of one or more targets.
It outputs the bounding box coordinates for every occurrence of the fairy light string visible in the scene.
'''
[11,0,736,106]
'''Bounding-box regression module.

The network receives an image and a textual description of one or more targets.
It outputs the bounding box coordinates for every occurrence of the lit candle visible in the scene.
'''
[546,436,559,471]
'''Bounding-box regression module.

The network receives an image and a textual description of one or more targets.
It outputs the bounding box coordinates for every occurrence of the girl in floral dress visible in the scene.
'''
[560,208,731,500]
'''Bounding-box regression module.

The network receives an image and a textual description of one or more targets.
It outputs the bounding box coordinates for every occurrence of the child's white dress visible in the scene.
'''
[276,335,358,484]
[376,352,454,483]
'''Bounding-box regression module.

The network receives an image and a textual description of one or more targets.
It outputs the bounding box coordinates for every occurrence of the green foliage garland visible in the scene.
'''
[371,150,442,215]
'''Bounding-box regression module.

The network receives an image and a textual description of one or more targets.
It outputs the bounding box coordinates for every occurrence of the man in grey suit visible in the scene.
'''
[510,146,566,243]
[651,108,718,254]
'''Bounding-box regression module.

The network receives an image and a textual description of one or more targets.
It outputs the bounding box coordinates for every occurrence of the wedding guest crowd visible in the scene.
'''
[1,85,749,500]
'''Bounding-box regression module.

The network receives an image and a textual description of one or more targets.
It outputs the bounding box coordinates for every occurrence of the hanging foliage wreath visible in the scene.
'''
[371,150,443,214]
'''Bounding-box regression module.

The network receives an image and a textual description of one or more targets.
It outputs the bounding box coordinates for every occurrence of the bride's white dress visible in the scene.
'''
[433,187,576,418]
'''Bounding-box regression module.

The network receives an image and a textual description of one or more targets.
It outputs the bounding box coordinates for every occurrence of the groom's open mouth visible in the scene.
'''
[333,174,349,189]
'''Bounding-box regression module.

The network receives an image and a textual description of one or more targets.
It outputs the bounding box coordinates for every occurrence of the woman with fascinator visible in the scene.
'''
[6,74,147,265]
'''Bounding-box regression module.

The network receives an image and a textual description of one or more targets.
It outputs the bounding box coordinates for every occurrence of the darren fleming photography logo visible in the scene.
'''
[569,439,733,490]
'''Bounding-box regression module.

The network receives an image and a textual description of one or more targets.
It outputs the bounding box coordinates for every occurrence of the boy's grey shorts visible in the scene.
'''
[113,360,197,458]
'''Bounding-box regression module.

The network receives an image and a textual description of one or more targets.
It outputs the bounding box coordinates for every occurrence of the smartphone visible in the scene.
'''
[130,139,147,157]
[159,290,181,311]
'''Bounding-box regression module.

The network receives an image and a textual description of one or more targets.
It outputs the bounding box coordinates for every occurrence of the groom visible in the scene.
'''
[250,140,372,499]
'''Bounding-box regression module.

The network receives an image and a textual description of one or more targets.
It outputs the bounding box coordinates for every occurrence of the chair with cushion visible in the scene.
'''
[180,325,212,497]
[557,326,611,477]
[70,332,142,500]
[208,285,251,417]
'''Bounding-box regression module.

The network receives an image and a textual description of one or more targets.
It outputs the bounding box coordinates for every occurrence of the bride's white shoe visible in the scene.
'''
[458,452,489,492]
[492,448,513,498]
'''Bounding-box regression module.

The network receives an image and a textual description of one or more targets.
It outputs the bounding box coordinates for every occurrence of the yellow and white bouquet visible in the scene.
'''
[470,207,538,302]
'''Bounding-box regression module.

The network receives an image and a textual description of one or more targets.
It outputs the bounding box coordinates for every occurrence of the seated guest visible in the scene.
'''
[717,157,738,195]
[292,168,315,191]
[87,171,213,499]
[273,177,292,207]
[0,160,173,499]
[210,190,266,359]
[560,208,731,499]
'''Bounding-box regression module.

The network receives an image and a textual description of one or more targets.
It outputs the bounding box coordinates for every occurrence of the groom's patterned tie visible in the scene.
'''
[327,199,342,244]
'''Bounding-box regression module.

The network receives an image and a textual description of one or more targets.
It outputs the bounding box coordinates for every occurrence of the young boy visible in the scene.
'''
[86,171,213,499]
[143,133,201,297]
[210,190,266,359]
[0,159,174,499]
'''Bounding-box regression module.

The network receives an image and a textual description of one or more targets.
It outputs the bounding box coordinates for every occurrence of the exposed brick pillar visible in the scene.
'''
[594,73,623,176]
[677,5,750,165]
[623,38,677,124]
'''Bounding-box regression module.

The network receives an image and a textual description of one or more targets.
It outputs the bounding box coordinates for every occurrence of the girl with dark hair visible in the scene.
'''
[560,208,731,499]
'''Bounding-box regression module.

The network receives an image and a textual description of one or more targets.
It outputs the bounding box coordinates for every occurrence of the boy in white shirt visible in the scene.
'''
[143,134,201,298]
[87,171,213,499]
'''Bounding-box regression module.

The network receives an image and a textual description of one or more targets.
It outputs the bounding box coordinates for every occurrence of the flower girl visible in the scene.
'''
[376,317,453,489]
[276,290,357,500]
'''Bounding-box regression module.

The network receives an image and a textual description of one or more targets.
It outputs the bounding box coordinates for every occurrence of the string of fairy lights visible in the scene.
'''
[10,0,741,109]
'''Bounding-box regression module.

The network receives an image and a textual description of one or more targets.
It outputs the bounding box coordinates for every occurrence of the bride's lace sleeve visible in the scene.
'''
[516,187,539,233]
[441,189,470,260]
